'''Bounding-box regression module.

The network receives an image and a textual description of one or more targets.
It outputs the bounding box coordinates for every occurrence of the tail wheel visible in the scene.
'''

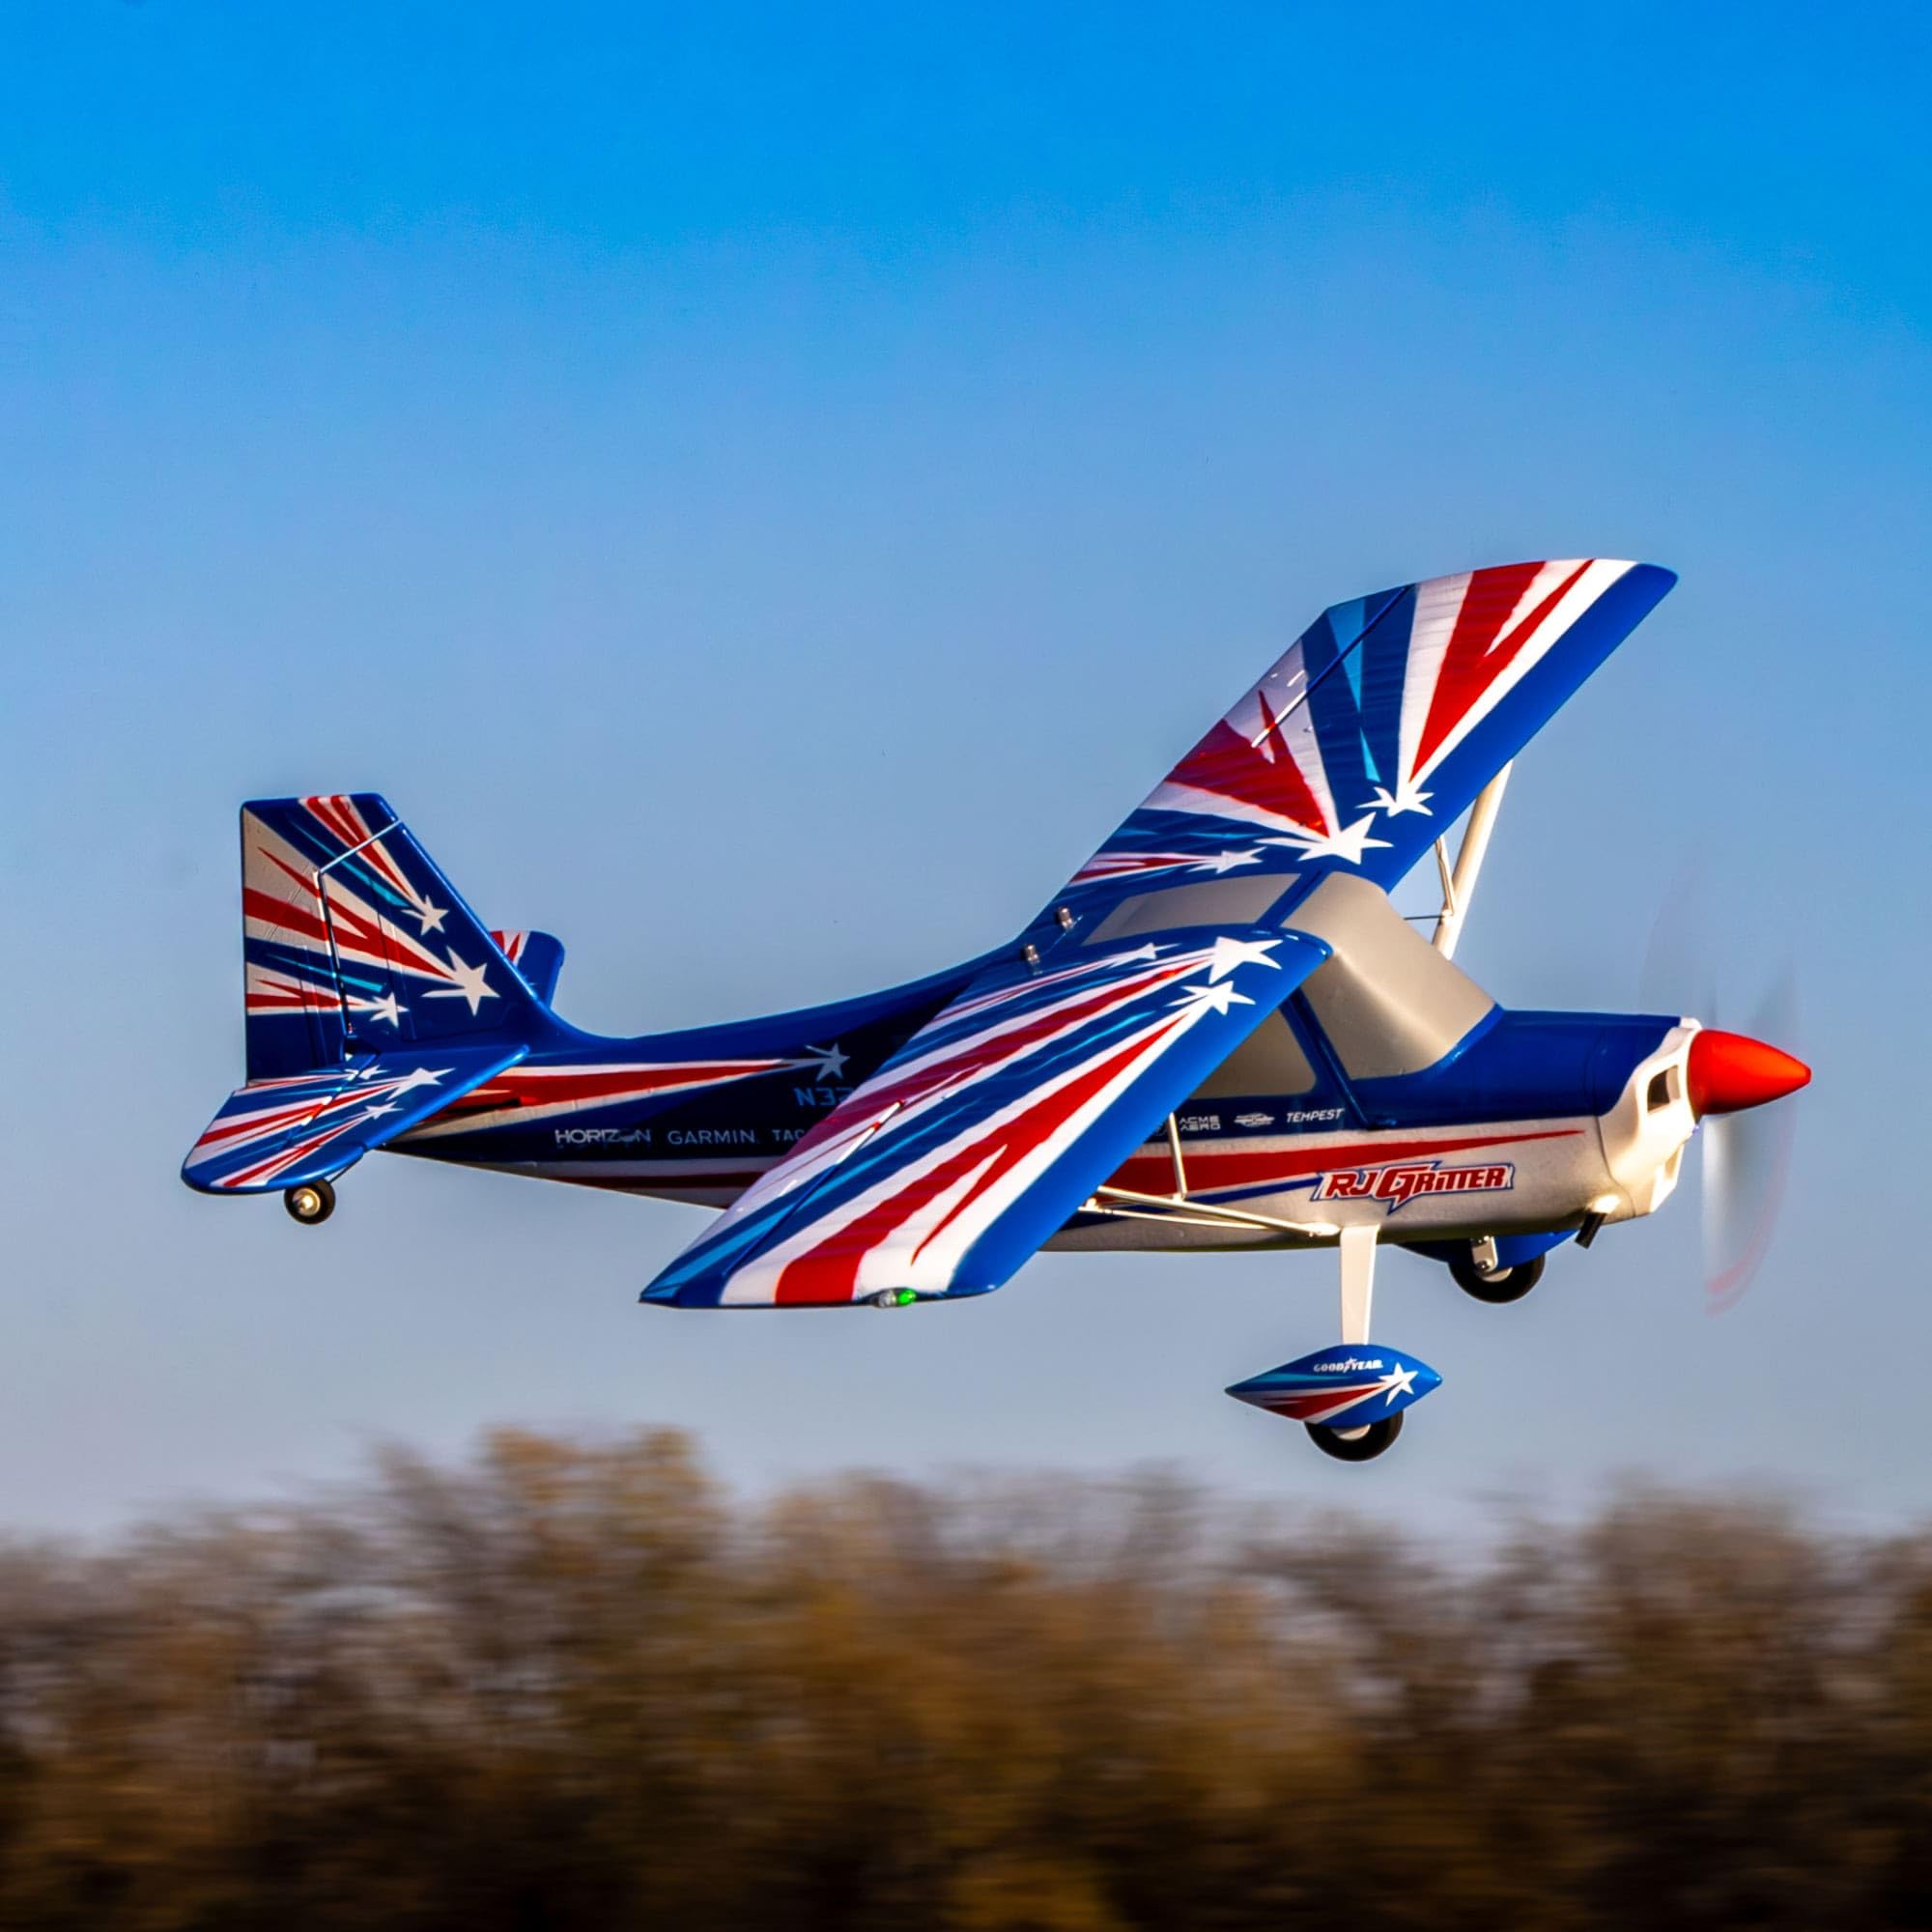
[1306,1412,1403,1462]
[1450,1251,1544,1304]
[284,1179,336,1226]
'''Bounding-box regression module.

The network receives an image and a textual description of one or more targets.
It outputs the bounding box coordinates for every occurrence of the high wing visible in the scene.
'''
[182,1042,529,1193]
[641,556,1674,1310]
[642,927,1330,1306]
[1058,557,1675,916]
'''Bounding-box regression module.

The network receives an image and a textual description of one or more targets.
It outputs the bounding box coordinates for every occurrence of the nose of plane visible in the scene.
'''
[1687,1029,1811,1117]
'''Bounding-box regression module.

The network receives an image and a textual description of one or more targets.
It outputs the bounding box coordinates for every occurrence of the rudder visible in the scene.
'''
[240,793,546,1080]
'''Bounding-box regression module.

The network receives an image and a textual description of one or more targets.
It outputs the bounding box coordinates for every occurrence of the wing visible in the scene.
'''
[1061,558,1675,916]
[181,1041,529,1193]
[641,556,1671,1309]
[642,926,1331,1306]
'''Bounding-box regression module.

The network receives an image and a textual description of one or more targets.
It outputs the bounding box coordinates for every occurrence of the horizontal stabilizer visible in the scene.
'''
[182,1042,528,1194]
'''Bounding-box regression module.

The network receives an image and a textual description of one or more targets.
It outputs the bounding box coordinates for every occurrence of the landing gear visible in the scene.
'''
[1450,1249,1544,1304]
[284,1178,336,1226]
[1224,1225,1442,1459]
[1315,1225,1410,1464]
[1307,1412,1404,1462]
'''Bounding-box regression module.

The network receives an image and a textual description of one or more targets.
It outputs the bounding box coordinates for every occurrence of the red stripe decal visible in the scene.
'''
[1104,1126,1579,1196]
[1413,560,1592,772]
[773,1016,1189,1304]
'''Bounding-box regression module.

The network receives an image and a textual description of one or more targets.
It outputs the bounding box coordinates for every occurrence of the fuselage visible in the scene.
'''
[390,959,1697,1256]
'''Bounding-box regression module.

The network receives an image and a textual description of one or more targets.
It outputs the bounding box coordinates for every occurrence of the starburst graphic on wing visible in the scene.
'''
[1265,814,1394,866]
[1204,935,1282,983]
[1367,779,1433,817]
[1192,846,1265,874]
[1173,978,1256,1018]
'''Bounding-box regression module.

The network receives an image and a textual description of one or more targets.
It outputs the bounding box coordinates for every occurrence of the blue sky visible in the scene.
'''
[3,2,1927,1533]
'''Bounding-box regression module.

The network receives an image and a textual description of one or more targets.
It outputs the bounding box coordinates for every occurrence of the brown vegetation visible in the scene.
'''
[0,1430,1927,1930]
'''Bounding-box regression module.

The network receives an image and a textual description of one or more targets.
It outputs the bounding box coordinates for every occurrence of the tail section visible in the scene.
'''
[183,1041,529,1195]
[240,793,548,1080]
[489,928,567,1007]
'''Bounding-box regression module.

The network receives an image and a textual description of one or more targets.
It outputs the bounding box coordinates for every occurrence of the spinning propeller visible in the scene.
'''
[1642,877,1809,1309]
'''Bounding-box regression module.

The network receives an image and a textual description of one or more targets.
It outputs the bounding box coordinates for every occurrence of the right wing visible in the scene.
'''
[642,926,1330,1307]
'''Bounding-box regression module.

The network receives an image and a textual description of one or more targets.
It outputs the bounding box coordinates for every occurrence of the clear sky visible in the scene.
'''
[3,2,1927,1534]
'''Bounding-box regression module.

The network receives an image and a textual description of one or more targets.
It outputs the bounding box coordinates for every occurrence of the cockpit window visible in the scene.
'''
[1083,875,1295,944]
[1193,1009,1318,1098]
[1288,873,1494,1080]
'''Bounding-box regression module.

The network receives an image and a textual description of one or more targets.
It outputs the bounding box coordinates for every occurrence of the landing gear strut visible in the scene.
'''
[284,1178,336,1226]
[1225,1225,1441,1459]
[1303,1225,1405,1463]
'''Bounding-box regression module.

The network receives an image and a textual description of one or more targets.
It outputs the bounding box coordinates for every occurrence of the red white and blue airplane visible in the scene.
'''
[183,558,1809,1461]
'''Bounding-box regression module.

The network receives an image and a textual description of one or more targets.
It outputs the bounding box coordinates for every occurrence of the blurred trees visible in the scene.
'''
[0,1431,1926,1930]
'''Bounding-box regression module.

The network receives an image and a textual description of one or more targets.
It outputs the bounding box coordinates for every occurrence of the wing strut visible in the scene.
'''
[1084,1117,1341,1239]
[1430,762,1512,960]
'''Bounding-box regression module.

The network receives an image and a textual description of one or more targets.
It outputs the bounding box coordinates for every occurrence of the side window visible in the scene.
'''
[1192,1009,1318,1098]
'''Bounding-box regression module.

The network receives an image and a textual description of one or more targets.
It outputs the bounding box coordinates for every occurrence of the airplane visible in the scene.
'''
[182,557,1810,1462]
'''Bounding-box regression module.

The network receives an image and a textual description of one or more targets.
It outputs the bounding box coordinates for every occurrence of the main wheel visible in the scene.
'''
[284,1179,336,1226]
[1450,1250,1544,1304]
[1306,1412,1403,1462]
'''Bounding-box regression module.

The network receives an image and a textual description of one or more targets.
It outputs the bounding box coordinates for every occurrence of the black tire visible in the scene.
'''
[1306,1411,1403,1462]
[1450,1250,1544,1304]
[284,1178,336,1226]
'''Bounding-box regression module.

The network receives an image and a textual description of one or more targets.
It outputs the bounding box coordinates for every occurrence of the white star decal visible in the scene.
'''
[1378,1362,1418,1406]
[1173,979,1255,1018]
[805,1041,848,1080]
[1203,934,1282,983]
[1366,779,1433,817]
[1262,814,1393,867]
[412,898,448,935]
[395,1066,448,1094]
[1190,846,1264,875]
[358,991,405,1028]
[424,950,495,1015]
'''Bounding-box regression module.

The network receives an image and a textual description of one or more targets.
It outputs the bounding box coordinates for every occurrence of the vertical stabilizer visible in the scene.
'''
[239,793,545,1080]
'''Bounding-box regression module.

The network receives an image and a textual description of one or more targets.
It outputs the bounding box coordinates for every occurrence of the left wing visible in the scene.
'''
[642,927,1329,1307]
[1060,558,1675,917]
[182,1042,529,1193]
